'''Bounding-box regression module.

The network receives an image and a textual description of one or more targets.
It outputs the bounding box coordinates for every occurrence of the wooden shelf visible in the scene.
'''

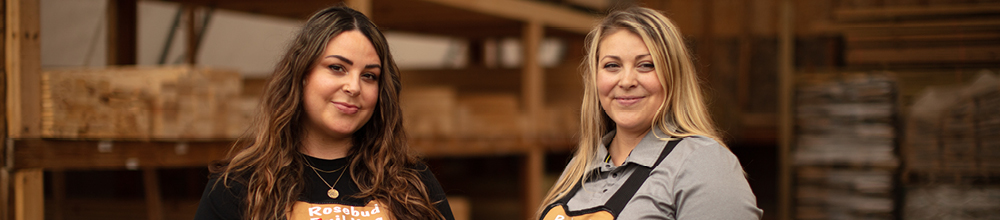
[10,137,576,170]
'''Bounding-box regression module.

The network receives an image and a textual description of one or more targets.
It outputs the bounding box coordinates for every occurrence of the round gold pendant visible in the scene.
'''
[327,188,339,199]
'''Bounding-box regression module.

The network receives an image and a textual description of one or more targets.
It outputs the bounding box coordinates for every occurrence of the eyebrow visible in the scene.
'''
[327,55,353,65]
[601,54,651,61]
[326,55,382,69]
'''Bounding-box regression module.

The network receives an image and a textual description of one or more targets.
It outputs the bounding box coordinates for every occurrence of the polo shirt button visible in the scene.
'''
[612,173,618,178]
[602,189,608,193]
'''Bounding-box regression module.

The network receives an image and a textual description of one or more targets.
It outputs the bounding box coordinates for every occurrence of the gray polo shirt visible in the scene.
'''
[563,127,763,219]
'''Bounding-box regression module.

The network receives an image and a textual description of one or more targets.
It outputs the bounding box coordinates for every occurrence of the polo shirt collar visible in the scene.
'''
[592,126,673,170]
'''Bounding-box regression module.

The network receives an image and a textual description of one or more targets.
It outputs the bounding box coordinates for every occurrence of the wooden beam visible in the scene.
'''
[107,0,137,65]
[1,0,8,218]
[346,0,372,17]
[420,0,598,34]
[777,0,794,220]
[847,46,1000,64]
[14,169,42,220]
[184,5,198,64]
[49,171,65,220]
[522,147,543,220]
[12,139,234,170]
[520,20,544,220]
[522,21,544,134]
[143,168,164,220]
[11,138,574,170]
[5,0,41,138]
[835,4,1000,22]
[837,19,1000,36]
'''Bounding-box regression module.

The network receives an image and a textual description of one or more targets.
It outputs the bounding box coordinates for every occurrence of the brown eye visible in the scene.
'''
[328,65,345,72]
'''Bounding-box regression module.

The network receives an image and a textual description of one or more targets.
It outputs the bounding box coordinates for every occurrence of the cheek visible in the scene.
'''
[363,85,380,108]
[595,72,615,96]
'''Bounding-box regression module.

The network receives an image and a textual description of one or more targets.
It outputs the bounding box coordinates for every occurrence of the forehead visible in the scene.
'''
[323,31,379,57]
[598,29,649,56]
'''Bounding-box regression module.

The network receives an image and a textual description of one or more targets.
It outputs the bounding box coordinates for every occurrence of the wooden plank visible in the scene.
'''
[106,0,137,65]
[420,0,599,34]
[846,46,1000,64]
[14,169,42,220]
[777,0,794,220]
[5,0,42,138]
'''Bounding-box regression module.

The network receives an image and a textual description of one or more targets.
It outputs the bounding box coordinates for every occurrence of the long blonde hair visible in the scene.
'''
[539,6,723,214]
[212,6,443,220]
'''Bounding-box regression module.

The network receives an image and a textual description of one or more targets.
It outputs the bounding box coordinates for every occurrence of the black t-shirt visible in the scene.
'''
[193,155,455,220]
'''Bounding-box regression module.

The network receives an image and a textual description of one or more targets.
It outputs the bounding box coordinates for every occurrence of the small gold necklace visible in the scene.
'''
[307,162,347,199]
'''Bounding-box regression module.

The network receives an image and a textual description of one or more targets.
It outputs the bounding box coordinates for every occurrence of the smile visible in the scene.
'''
[614,96,644,106]
[333,101,359,114]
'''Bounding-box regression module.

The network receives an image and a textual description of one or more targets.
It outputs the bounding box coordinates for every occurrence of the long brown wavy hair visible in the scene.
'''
[538,6,723,217]
[212,6,443,220]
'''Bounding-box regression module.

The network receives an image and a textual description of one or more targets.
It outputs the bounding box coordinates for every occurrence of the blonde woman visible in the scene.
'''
[539,7,762,220]
[194,6,453,220]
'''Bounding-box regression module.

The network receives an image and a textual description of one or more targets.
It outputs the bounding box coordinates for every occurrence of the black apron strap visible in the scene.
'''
[603,138,681,215]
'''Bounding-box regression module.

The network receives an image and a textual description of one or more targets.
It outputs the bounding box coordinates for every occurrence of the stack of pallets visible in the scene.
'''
[794,72,898,220]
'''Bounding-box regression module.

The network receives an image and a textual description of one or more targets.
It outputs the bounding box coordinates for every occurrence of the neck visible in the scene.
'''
[300,130,352,160]
[608,126,651,166]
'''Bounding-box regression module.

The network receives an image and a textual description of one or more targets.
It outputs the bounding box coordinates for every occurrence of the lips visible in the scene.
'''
[614,96,644,106]
[333,101,359,114]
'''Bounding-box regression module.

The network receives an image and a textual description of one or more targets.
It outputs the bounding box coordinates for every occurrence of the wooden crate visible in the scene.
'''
[41,66,243,139]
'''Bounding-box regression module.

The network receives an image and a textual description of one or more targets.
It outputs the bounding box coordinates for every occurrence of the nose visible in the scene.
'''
[617,67,638,89]
[343,73,361,96]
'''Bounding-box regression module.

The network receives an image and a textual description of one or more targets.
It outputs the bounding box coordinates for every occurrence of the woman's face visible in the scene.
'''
[596,29,664,133]
[302,30,381,140]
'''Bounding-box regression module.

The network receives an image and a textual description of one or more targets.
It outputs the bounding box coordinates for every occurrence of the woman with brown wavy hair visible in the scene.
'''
[194,6,453,220]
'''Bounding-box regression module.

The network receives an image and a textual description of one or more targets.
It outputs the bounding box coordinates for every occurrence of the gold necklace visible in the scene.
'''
[305,162,346,173]
[307,162,347,199]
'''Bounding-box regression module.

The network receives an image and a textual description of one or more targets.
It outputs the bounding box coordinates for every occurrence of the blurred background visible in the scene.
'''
[2,0,999,220]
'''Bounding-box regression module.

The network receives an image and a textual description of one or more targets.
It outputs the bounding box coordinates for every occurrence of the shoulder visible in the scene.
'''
[671,136,740,168]
[195,173,249,220]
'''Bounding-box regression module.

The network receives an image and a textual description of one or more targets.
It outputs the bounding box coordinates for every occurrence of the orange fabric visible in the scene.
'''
[288,200,390,220]
[542,206,614,220]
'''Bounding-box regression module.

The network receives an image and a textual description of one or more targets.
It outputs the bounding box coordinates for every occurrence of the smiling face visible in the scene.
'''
[301,30,382,141]
[596,29,664,134]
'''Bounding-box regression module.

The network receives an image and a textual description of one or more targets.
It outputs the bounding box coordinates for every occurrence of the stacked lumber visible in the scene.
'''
[904,70,1000,180]
[794,72,898,220]
[400,87,579,139]
[903,184,1000,220]
[902,70,1000,219]
[834,2,1000,66]
[41,66,244,139]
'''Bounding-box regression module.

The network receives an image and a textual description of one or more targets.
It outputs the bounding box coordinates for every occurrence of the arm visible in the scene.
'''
[673,142,763,220]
